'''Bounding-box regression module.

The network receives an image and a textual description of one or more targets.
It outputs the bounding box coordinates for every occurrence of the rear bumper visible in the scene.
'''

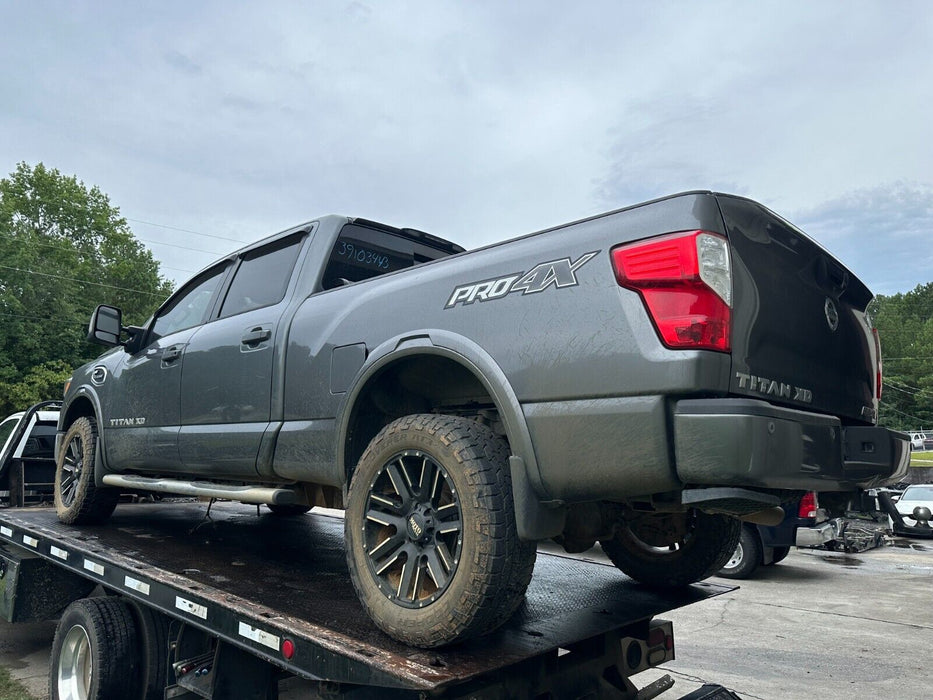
[796,520,842,547]
[673,399,910,491]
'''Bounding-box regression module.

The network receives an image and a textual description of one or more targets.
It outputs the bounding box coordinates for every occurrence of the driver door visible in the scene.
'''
[101,263,230,472]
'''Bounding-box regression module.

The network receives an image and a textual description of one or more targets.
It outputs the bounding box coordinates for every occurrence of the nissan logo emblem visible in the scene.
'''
[824,298,839,332]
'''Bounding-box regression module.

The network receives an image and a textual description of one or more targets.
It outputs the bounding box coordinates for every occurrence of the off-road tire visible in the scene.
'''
[55,417,119,525]
[717,525,762,579]
[600,509,741,587]
[345,414,536,648]
[50,597,140,700]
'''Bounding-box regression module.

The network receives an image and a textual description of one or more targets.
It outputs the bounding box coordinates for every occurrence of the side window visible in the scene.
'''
[151,265,228,340]
[219,234,304,318]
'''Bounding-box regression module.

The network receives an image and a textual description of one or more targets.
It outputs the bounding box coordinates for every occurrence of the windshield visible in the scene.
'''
[0,416,20,454]
[901,486,933,501]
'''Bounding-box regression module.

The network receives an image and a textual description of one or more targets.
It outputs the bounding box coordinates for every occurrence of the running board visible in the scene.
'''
[101,475,302,506]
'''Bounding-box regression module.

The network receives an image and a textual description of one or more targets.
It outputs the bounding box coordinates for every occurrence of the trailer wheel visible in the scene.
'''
[717,525,761,579]
[127,601,171,700]
[266,503,313,516]
[50,597,140,700]
[599,510,741,587]
[55,417,119,525]
[345,414,535,647]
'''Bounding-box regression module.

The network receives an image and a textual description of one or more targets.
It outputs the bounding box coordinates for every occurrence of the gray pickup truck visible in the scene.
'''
[58,191,909,647]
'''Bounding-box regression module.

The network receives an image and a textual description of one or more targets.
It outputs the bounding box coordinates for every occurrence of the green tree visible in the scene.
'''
[0,162,173,415]
[872,282,933,431]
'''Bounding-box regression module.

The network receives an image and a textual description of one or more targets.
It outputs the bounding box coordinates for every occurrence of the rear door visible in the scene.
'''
[177,232,307,476]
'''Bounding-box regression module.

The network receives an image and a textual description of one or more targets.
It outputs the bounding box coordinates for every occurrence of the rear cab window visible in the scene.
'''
[322,223,462,290]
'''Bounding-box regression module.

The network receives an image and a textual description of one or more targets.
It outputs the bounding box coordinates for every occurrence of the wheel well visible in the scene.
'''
[344,355,505,480]
[63,396,97,429]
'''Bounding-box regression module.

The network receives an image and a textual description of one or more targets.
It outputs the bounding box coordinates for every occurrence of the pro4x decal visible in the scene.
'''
[445,251,600,309]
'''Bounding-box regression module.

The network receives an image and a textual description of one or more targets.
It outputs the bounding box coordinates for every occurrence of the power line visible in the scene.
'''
[0,311,88,324]
[0,264,165,297]
[882,404,932,424]
[136,237,230,257]
[0,231,201,274]
[126,217,245,244]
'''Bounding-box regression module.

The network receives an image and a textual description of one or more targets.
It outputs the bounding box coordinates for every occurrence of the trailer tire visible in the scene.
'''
[50,597,140,700]
[127,601,171,700]
[345,414,535,648]
[600,510,741,587]
[717,525,761,579]
[55,417,119,525]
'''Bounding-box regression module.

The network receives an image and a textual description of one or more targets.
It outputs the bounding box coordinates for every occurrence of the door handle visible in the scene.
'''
[241,328,272,346]
[162,345,183,365]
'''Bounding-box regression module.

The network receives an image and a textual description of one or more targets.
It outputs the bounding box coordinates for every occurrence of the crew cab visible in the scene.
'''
[58,191,909,647]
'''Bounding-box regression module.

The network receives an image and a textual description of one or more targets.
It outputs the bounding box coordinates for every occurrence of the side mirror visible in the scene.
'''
[87,305,123,347]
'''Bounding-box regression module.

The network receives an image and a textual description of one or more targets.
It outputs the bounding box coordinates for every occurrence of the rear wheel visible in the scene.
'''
[599,510,741,587]
[50,597,140,700]
[717,525,762,579]
[55,417,119,525]
[345,414,536,647]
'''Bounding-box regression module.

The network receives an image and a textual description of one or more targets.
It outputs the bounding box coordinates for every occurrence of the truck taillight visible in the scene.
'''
[611,231,732,352]
[872,327,883,400]
[798,492,818,519]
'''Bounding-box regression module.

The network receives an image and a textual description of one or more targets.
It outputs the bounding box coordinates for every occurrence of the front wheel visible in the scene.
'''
[55,417,119,525]
[599,510,741,587]
[345,414,536,648]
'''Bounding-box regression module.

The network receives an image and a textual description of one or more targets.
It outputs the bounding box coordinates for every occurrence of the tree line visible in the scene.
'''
[0,162,173,416]
[872,284,933,431]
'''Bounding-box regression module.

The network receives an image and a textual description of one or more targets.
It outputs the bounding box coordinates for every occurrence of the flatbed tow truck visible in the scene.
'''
[0,502,741,700]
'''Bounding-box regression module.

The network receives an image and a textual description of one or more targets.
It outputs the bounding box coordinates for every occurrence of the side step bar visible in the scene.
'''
[101,474,303,505]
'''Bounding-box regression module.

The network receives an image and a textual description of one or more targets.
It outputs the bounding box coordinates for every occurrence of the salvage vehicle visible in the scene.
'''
[0,401,60,506]
[57,191,909,647]
[717,492,839,579]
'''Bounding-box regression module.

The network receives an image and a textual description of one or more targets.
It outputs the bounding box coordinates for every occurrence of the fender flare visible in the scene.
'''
[61,386,111,487]
[336,330,566,540]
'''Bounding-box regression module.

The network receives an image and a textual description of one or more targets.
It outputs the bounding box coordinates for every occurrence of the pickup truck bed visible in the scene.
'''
[0,502,734,695]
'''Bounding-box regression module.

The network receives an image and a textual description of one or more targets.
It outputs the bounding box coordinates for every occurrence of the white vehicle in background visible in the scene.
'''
[891,484,933,534]
[907,431,932,451]
[0,401,61,506]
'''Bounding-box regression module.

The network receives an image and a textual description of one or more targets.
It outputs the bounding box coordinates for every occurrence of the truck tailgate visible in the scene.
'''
[717,194,877,424]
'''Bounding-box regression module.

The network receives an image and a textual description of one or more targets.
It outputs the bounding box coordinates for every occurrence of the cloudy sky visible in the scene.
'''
[2,2,931,294]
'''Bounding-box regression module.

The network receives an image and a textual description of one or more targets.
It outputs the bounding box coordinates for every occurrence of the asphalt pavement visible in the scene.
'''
[3,537,931,699]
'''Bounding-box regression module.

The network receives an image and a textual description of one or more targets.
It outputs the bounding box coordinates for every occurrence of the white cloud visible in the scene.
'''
[1,1,931,291]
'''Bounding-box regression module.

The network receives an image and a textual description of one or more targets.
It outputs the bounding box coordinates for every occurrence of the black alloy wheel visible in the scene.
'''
[361,450,463,608]
[59,433,86,508]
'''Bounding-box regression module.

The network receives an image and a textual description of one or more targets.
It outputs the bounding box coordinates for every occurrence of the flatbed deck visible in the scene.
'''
[0,503,735,694]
